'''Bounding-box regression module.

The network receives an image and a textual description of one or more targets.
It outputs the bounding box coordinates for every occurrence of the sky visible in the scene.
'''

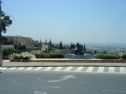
[2,0,126,45]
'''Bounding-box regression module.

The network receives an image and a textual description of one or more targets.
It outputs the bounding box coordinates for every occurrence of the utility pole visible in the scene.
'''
[0,0,2,67]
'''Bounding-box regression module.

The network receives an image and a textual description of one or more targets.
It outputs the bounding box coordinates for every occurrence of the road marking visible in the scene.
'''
[75,67,84,72]
[17,67,25,70]
[120,67,126,73]
[97,67,105,72]
[43,67,53,71]
[34,67,43,71]
[1,67,126,74]
[64,67,73,71]
[108,67,115,73]
[8,67,17,70]
[86,67,94,72]
[53,67,63,71]
[0,67,7,70]
[25,67,34,70]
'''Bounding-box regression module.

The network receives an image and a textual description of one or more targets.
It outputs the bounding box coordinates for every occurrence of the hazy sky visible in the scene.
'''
[2,0,126,44]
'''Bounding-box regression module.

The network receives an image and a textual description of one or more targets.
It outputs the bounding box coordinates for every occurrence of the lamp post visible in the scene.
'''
[0,0,2,67]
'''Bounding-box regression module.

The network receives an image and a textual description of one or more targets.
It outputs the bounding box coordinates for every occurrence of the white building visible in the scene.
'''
[41,44,49,52]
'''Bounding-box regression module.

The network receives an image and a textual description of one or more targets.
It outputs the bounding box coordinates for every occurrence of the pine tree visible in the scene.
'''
[59,41,63,49]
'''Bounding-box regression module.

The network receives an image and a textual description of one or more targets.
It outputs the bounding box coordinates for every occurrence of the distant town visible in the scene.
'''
[2,35,126,53]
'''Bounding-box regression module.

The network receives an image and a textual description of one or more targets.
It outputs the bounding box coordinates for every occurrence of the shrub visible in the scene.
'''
[49,53,64,58]
[2,49,21,59]
[121,54,126,59]
[35,53,49,58]
[10,52,34,62]
[94,54,119,59]
[35,53,64,58]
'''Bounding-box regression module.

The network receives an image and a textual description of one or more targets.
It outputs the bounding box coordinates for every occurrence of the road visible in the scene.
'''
[0,70,126,94]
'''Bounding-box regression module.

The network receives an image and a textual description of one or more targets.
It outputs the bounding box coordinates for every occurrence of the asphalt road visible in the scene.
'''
[0,71,126,94]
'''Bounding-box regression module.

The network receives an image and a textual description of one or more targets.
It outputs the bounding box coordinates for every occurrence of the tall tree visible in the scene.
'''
[59,41,63,49]
[48,39,52,46]
[0,11,12,33]
[83,44,86,53]
[0,0,12,66]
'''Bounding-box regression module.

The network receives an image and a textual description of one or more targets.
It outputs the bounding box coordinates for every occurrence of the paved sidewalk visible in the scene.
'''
[2,60,126,67]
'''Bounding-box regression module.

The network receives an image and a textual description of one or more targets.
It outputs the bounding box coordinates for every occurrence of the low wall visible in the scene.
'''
[30,59,126,63]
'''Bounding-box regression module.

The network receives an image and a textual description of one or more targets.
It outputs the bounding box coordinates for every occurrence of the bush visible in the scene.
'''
[2,49,21,59]
[35,53,49,58]
[121,54,126,59]
[35,53,64,58]
[49,53,64,58]
[94,54,120,59]
[10,52,34,62]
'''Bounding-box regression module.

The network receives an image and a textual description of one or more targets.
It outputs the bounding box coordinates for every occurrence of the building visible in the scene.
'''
[2,45,14,50]
[41,43,49,52]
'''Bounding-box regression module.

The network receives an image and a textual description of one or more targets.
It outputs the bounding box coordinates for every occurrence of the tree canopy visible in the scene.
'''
[0,11,12,33]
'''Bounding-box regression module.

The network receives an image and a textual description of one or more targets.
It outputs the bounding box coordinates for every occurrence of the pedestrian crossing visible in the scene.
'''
[0,67,126,73]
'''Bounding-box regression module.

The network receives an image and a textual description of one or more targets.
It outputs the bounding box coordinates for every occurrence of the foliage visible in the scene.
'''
[10,52,34,62]
[2,36,11,45]
[49,53,64,58]
[35,53,49,58]
[0,11,12,33]
[121,54,126,59]
[14,44,26,51]
[94,54,120,59]
[59,41,64,49]
[35,52,64,58]
[2,49,21,59]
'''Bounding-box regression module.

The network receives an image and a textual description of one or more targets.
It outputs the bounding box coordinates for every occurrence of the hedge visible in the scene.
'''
[49,53,64,58]
[2,49,21,59]
[35,53,64,58]
[94,54,120,59]
[121,54,126,59]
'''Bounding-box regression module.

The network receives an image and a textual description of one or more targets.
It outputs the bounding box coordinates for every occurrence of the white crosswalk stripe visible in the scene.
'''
[43,67,53,71]
[108,67,115,73]
[53,67,63,71]
[25,67,34,70]
[0,67,7,70]
[17,67,25,70]
[97,67,105,72]
[120,67,126,73]
[34,67,43,71]
[86,67,94,72]
[75,67,84,72]
[64,67,73,71]
[8,67,17,70]
[1,67,126,73]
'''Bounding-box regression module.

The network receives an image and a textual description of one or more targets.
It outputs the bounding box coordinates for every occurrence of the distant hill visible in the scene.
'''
[6,36,35,46]
[2,36,42,49]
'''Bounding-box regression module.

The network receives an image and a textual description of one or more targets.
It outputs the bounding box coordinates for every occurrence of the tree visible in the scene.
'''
[0,11,12,33]
[94,50,97,55]
[59,41,63,49]
[69,43,75,49]
[48,39,52,46]
[83,44,86,53]
[0,2,12,66]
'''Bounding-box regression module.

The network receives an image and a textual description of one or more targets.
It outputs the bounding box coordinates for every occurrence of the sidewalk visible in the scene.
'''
[2,60,126,67]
